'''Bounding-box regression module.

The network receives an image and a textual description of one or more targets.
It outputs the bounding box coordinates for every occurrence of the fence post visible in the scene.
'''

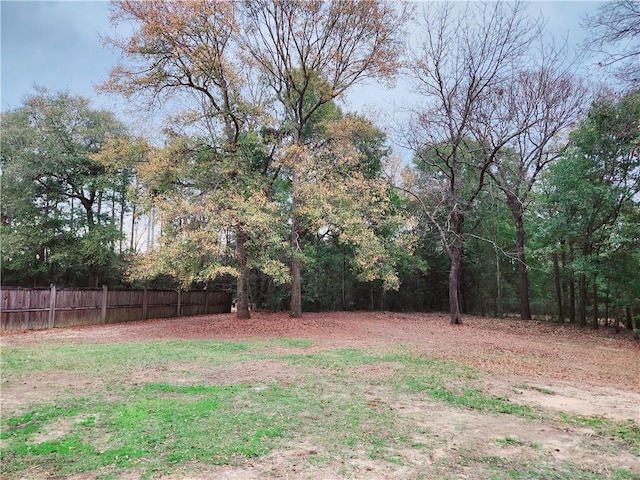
[101,285,108,324]
[48,284,57,329]
[23,289,32,331]
[177,289,182,317]
[142,288,148,320]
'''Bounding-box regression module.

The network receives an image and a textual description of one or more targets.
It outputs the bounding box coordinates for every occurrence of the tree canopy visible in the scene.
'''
[1,88,133,287]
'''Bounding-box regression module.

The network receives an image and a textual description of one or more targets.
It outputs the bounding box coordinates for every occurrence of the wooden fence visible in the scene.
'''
[0,286,232,332]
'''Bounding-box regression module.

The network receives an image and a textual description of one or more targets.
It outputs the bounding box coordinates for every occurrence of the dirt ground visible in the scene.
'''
[2,311,639,479]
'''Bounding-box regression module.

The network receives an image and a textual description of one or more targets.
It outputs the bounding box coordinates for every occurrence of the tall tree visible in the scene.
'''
[103,0,272,318]
[404,1,541,324]
[240,0,409,317]
[484,47,587,319]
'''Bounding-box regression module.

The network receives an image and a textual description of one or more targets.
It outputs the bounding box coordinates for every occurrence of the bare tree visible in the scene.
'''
[405,1,542,324]
[480,44,589,320]
[583,0,640,85]
[240,0,409,317]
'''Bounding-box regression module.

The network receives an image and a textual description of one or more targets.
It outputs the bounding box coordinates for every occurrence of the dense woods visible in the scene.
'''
[2,1,638,330]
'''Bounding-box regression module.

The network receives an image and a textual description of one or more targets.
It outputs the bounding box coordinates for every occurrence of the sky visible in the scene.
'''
[1,1,607,127]
[1,1,120,111]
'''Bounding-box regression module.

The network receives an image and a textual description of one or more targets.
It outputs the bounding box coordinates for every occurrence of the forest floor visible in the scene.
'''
[2,311,639,479]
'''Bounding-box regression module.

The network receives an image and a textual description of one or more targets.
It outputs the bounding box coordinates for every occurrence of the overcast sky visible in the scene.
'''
[1,1,607,123]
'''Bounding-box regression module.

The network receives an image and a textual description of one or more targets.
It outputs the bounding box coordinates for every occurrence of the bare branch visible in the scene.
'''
[582,0,640,84]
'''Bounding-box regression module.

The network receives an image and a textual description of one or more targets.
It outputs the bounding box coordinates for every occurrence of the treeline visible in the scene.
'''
[1,1,638,329]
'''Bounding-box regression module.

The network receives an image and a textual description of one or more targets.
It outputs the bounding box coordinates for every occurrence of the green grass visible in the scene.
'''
[2,382,292,476]
[495,436,541,449]
[0,340,253,381]
[1,343,406,477]
[483,456,640,480]
[273,337,314,349]
[559,413,640,454]
[1,339,638,479]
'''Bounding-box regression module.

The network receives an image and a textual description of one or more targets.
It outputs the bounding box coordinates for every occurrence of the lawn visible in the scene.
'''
[1,311,639,479]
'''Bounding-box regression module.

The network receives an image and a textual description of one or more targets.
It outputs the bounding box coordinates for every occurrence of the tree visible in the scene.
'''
[240,0,409,317]
[404,1,542,324]
[1,88,131,286]
[583,0,640,85]
[483,46,588,320]
[301,112,414,292]
[103,0,274,318]
[128,132,288,294]
[540,89,640,328]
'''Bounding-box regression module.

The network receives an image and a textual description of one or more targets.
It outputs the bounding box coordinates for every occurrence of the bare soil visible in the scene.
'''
[2,311,639,479]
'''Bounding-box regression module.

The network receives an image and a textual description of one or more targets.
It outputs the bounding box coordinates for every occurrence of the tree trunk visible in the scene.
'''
[552,251,563,323]
[579,241,591,327]
[290,168,302,317]
[495,243,502,318]
[130,204,136,252]
[235,224,251,319]
[508,196,532,320]
[449,244,462,324]
[341,258,346,310]
[370,283,375,311]
[290,255,302,317]
[568,275,576,322]
[578,273,587,327]
[592,275,598,330]
[449,213,464,324]
[119,183,126,254]
[568,242,576,323]
[111,192,117,243]
[81,196,95,230]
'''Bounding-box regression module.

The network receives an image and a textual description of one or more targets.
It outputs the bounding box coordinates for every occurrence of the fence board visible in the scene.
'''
[54,289,102,328]
[1,288,51,331]
[0,287,231,332]
[109,289,146,324]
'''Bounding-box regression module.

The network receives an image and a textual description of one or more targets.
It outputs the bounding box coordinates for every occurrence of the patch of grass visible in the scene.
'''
[404,379,537,418]
[282,347,391,370]
[1,382,292,477]
[485,460,640,480]
[495,436,542,450]
[560,413,640,454]
[1,345,417,477]
[495,436,525,446]
[0,340,254,382]
[275,338,314,349]
[2,402,84,434]
[386,354,529,425]
[514,383,556,395]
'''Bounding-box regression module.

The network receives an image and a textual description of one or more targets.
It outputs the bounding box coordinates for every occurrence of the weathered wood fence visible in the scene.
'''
[0,286,232,332]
